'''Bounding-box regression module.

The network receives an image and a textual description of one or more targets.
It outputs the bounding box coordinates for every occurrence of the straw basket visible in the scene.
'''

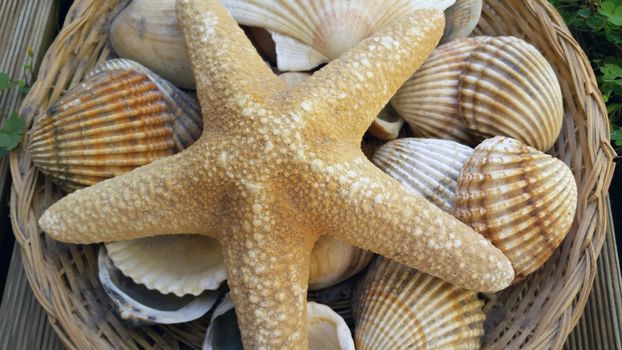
[9,0,616,349]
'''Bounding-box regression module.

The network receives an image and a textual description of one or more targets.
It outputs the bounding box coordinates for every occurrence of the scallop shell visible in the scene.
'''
[110,0,195,88]
[459,37,563,151]
[441,0,483,43]
[455,136,577,281]
[352,257,485,349]
[392,36,563,151]
[391,38,480,144]
[368,105,404,141]
[222,0,455,71]
[105,235,226,297]
[203,295,354,350]
[28,59,202,192]
[98,247,219,325]
[372,138,473,213]
[309,236,373,291]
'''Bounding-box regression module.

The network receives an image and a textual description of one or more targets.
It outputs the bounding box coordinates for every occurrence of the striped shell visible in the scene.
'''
[222,0,455,71]
[372,138,473,213]
[28,59,202,191]
[98,247,219,325]
[441,0,482,43]
[106,235,226,297]
[392,36,563,151]
[353,257,485,349]
[455,137,578,281]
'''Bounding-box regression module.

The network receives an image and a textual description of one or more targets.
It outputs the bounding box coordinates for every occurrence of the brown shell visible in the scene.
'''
[352,257,485,349]
[28,59,202,191]
[367,105,404,141]
[455,136,578,281]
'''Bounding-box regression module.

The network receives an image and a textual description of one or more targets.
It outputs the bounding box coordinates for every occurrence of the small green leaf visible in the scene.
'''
[0,72,16,90]
[27,46,33,58]
[609,6,622,25]
[600,63,622,80]
[0,112,27,155]
[599,1,617,17]
[577,8,591,18]
[586,15,607,30]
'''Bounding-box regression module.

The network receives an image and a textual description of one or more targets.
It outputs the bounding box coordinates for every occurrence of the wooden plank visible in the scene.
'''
[565,199,622,350]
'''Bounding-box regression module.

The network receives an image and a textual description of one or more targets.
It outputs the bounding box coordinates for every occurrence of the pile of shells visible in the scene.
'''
[28,0,581,348]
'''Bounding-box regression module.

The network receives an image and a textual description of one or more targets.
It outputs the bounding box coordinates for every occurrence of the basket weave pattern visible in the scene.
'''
[9,0,616,349]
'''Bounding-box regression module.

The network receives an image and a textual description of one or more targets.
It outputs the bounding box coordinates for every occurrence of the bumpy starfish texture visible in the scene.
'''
[39,0,514,348]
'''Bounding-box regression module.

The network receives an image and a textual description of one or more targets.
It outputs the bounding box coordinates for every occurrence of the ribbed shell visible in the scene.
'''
[308,236,373,291]
[459,37,563,151]
[110,0,195,88]
[98,247,219,325]
[372,138,473,213]
[391,38,480,144]
[222,0,455,71]
[455,136,578,281]
[353,257,485,349]
[368,105,404,141]
[106,235,226,297]
[28,59,202,192]
[441,0,482,43]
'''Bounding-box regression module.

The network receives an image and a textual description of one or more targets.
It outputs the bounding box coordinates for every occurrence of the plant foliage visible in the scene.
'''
[0,47,33,155]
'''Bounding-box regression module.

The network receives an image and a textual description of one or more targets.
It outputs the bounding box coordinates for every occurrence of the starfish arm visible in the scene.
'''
[38,146,227,243]
[219,188,316,349]
[301,150,514,293]
[177,0,286,126]
[291,9,444,143]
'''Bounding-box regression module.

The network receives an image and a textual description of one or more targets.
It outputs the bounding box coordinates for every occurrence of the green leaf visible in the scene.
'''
[609,6,622,25]
[577,8,591,18]
[600,63,622,80]
[0,112,27,155]
[600,1,617,17]
[586,15,607,30]
[0,72,16,90]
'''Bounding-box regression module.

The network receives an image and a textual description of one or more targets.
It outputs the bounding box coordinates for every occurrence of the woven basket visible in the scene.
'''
[9,0,616,349]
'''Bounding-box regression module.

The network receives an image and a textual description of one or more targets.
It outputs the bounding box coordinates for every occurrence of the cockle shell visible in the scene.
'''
[441,0,483,43]
[110,0,195,88]
[98,247,218,325]
[28,59,202,192]
[372,138,474,213]
[455,137,578,282]
[222,0,455,71]
[392,36,563,151]
[353,257,485,349]
[203,295,355,350]
[106,235,226,297]
[309,236,373,291]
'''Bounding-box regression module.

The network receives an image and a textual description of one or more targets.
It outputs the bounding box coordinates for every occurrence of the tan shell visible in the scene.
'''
[391,38,480,144]
[203,296,354,350]
[28,59,202,192]
[106,235,226,297]
[353,257,485,349]
[110,0,195,88]
[309,236,373,291]
[222,0,455,71]
[98,247,219,325]
[372,138,473,213]
[455,136,578,281]
[392,36,563,151]
[441,0,483,43]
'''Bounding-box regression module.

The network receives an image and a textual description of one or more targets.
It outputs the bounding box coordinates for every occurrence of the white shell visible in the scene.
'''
[372,138,473,213]
[203,296,354,350]
[105,235,226,297]
[455,136,578,281]
[309,236,373,291]
[441,0,483,43]
[353,257,485,349]
[110,0,195,88]
[222,0,455,71]
[98,247,218,325]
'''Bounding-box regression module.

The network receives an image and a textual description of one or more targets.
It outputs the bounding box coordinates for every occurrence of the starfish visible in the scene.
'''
[39,0,514,348]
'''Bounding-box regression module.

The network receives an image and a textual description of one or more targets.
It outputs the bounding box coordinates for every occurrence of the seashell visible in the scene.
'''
[361,134,385,160]
[459,36,563,151]
[98,247,219,325]
[372,138,473,213]
[222,0,455,71]
[391,38,480,144]
[203,295,354,350]
[352,257,485,350]
[367,105,404,141]
[455,136,578,281]
[309,236,373,291]
[110,0,195,88]
[28,59,202,192]
[441,0,483,43]
[245,26,277,63]
[392,36,563,151]
[105,234,226,297]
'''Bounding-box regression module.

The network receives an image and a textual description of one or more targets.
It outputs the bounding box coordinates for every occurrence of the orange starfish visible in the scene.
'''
[39,0,514,348]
